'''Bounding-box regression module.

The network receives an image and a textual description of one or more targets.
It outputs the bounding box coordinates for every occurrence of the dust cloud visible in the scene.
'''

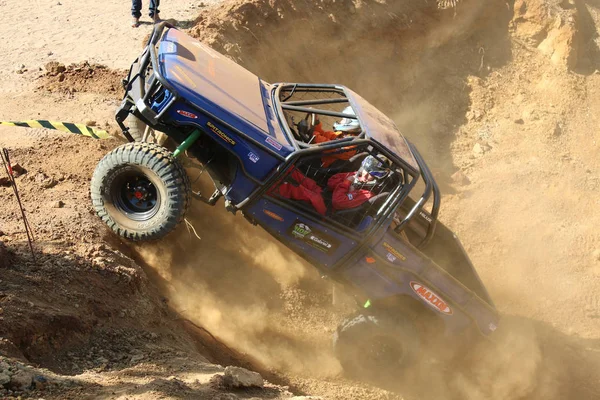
[133,188,344,376]
[130,0,600,398]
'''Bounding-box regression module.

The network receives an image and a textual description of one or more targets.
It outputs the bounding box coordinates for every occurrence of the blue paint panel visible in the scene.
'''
[342,259,402,299]
[226,169,258,204]
[341,260,472,335]
[383,269,473,335]
[365,232,499,335]
[157,29,294,159]
[165,105,281,182]
[421,266,475,306]
[374,234,427,275]
[246,199,357,269]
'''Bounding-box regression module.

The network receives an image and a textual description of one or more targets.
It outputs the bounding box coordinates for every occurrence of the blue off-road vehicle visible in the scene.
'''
[91,23,499,379]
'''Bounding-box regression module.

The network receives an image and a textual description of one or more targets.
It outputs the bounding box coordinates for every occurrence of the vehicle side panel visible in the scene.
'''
[165,104,281,183]
[245,198,359,269]
[338,232,499,336]
[340,255,474,336]
[398,198,495,306]
[375,233,499,335]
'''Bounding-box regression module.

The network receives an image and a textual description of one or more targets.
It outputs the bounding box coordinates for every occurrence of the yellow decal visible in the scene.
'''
[207,59,216,77]
[383,242,406,261]
[172,65,197,89]
[207,121,235,145]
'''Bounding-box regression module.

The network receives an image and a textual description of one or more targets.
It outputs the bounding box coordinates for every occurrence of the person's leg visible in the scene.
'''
[149,0,160,21]
[131,0,142,26]
[132,0,142,18]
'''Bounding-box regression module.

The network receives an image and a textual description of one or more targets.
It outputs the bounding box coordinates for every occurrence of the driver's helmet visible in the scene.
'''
[353,154,391,187]
[333,106,361,134]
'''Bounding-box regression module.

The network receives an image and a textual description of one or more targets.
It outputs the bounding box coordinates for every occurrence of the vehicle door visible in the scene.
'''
[244,143,403,270]
[243,147,369,270]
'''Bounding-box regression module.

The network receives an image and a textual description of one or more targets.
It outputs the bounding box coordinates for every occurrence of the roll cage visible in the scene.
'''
[271,82,441,248]
[273,84,366,149]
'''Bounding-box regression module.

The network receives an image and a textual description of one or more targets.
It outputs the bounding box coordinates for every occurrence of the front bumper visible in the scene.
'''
[115,22,179,141]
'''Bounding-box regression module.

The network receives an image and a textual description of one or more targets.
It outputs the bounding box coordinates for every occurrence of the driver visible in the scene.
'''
[327,154,392,211]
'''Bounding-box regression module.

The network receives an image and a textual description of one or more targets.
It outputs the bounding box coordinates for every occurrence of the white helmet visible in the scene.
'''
[333,106,361,133]
[353,154,391,188]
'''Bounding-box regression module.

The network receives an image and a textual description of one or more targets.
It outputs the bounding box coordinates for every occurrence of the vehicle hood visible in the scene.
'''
[157,28,287,144]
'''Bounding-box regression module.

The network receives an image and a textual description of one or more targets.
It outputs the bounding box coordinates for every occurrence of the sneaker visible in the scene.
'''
[132,17,140,28]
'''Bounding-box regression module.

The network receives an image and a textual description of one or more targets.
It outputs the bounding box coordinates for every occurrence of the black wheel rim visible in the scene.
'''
[112,171,160,221]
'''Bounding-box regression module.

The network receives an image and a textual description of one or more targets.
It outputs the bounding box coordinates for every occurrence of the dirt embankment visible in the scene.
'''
[40,61,125,97]
[0,135,303,399]
[1,0,600,399]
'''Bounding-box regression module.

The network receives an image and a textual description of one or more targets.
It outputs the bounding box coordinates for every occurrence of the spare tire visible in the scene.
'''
[90,142,190,241]
[124,115,147,142]
[125,116,174,149]
[333,313,420,383]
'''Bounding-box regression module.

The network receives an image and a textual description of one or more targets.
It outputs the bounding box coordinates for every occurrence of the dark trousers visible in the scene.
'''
[132,0,160,18]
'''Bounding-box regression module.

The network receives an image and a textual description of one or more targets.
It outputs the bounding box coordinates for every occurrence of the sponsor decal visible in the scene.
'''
[386,253,396,263]
[291,222,311,238]
[176,110,198,119]
[265,136,283,151]
[207,121,236,146]
[286,219,340,254]
[263,209,284,222]
[419,211,433,223]
[410,282,453,315]
[248,152,260,163]
[347,193,354,200]
[382,242,406,261]
[164,42,177,53]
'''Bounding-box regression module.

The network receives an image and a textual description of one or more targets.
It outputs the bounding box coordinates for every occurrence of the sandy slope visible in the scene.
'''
[0,0,202,84]
[1,0,600,399]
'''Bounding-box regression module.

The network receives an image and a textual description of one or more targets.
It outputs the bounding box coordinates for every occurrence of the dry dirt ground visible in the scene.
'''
[1,0,600,399]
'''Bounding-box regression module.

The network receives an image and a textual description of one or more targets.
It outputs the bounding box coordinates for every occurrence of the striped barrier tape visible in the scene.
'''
[0,120,110,139]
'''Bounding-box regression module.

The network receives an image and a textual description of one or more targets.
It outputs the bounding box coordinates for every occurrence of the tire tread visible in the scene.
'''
[90,142,190,241]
